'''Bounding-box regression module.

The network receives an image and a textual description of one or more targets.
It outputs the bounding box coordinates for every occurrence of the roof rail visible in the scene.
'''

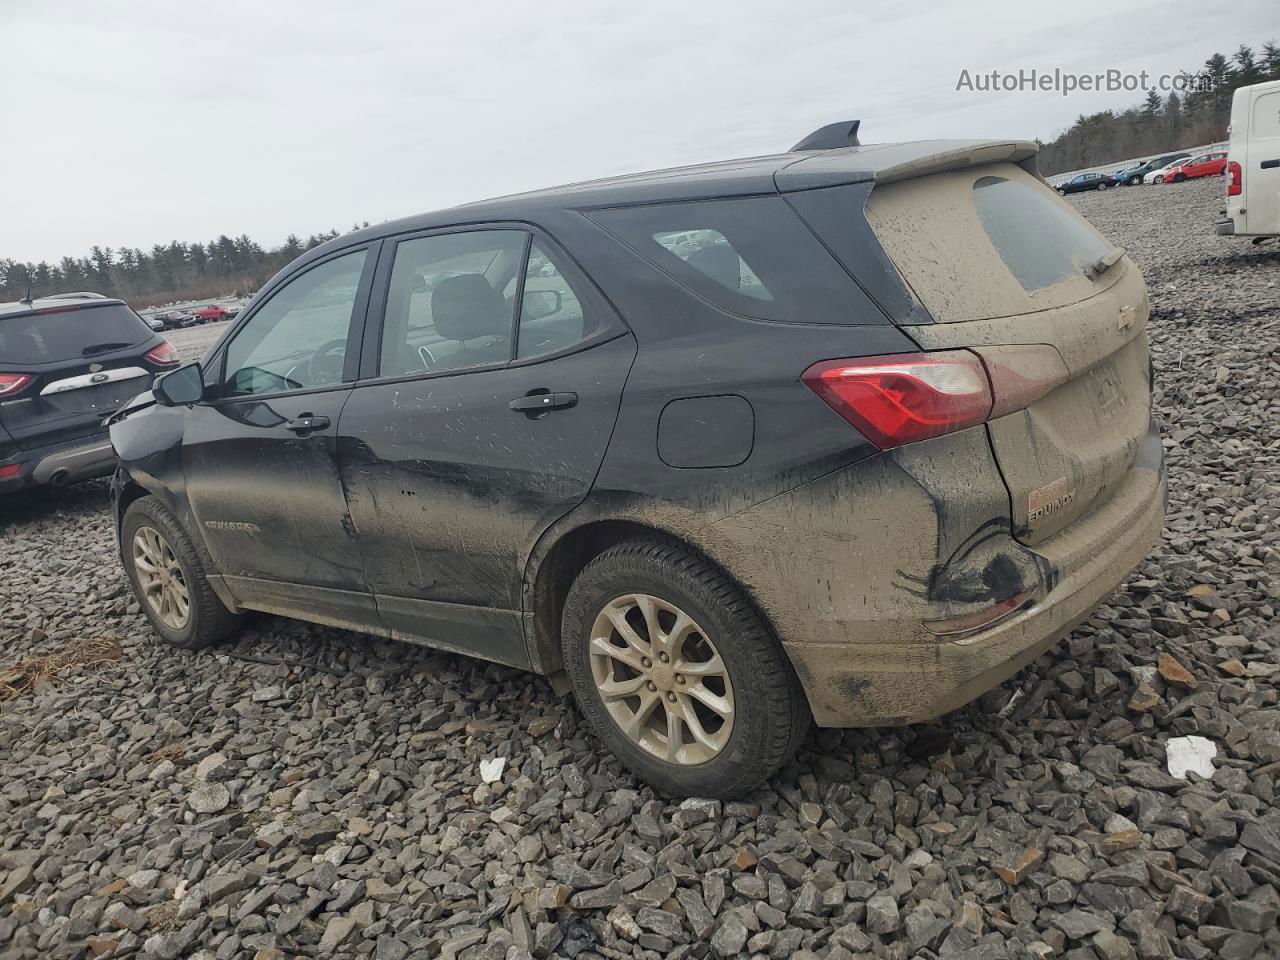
[45,292,109,301]
[790,120,861,152]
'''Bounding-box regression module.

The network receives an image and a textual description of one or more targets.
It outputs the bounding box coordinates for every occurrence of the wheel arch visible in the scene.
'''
[522,516,788,681]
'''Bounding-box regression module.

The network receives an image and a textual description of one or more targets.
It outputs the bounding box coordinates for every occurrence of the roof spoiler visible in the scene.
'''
[790,120,861,152]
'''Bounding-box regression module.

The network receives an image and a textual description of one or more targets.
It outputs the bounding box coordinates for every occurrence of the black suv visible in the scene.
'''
[110,123,1165,797]
[0,293,180,491]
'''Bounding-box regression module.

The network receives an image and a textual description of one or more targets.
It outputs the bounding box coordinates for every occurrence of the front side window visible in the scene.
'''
[223,250,366,396]
[378,231,526,377]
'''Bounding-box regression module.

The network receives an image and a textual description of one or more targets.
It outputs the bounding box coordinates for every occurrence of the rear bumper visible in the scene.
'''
[1215,218,1236,236]
[0,434,117,492]
[785,444,1165,727]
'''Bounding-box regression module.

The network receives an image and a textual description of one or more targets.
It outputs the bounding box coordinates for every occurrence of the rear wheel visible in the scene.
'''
[561,538,810,798]
[1097,181,1108,190]
[122,496,243,649]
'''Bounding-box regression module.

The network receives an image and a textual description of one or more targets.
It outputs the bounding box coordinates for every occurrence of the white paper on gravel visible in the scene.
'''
[1166,736,1217,780]
[479,757,506,783]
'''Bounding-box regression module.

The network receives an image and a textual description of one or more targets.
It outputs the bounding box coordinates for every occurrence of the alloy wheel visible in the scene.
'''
[132,525,191,629]
[589,593,734,765]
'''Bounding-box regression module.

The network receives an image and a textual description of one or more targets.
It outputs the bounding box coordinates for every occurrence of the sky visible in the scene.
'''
[1,0,1274,264]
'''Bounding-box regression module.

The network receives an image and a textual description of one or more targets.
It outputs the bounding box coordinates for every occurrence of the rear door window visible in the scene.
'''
[589,196,877,324]
[0,304,151,363]
[866,162,1120,322]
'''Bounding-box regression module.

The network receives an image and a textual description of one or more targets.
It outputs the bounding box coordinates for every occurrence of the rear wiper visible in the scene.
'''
[82,341,132,356]
[1084,247,1125,280]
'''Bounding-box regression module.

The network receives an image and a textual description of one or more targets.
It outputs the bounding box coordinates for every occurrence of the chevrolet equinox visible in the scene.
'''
[109,122,1166,798]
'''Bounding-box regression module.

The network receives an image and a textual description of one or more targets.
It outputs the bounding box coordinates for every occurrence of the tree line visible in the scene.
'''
[1038,40,1280,174]
[1,226,367,310]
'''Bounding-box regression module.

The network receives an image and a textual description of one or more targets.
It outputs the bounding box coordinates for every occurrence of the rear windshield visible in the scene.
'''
[866,162,1120,322]
[0,304,151,364]
[589,196,881,324]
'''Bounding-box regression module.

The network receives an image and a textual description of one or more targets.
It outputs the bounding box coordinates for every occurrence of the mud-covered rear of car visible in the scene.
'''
[688,143,1166,726]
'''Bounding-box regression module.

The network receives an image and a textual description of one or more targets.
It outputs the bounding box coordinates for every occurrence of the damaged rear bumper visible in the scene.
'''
[785,451,1165,727]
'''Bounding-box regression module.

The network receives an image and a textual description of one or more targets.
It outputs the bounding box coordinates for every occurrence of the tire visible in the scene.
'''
[1057,188,1066,195]
[1097,181,1108,190]
[122,495,243,649]
[1172,173,1186,183]
[561,537,810,798]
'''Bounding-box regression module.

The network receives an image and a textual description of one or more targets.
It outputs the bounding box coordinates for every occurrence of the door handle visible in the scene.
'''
[284,414,330,433]
[509,391,578,413]
[1262,159,1279,170]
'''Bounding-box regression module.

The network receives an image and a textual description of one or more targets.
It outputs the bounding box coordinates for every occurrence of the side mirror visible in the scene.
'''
[153,361,205,406]
[522,289,562,321]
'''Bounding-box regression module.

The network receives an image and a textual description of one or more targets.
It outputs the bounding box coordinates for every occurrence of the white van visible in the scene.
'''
[1217,78,1280,238]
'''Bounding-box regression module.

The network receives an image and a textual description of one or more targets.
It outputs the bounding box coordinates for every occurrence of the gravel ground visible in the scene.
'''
[2,175,1278,960]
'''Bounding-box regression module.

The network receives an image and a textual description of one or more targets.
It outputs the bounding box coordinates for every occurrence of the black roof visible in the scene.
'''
[302,137,1038,269]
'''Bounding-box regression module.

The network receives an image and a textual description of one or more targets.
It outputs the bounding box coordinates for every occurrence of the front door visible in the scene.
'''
[184,246,380,628]
[338,228,634,667]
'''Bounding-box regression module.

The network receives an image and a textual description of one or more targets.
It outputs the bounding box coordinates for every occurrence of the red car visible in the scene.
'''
[1164,152,1227,183]
[190,304,235,323]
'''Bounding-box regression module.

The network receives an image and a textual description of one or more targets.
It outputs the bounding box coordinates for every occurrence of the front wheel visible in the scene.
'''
[561,538,809,798]
[1097,181,1108,190]
[122,495,243,649]
[1172,173,1186,183]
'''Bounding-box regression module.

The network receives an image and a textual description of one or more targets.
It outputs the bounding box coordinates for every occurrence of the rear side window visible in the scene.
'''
[0,304,150,364]
[590,196,872,324]
[866,162,1120,322]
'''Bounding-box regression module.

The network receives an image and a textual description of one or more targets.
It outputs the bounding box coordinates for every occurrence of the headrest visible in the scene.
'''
[687,244,742,292]
[431,274,511,341]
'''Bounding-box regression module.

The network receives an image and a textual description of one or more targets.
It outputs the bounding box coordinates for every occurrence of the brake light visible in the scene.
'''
[803,351,993,449]
[0,463,20,479]
[145,341,180,366]
[1227,160,1242,197]
[0,374,33,397]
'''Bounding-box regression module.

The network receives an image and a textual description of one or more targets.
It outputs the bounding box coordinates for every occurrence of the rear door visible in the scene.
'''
[1246,86,1280,234]
[338,226,634,668]
[0,302,165,449]
[807,161,1155,546]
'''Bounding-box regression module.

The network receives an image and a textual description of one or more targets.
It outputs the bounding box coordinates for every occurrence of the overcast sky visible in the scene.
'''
[2,0,1274,263]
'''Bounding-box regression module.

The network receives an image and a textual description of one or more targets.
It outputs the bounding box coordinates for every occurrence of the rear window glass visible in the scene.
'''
[0,304,150,364]
[972,176,1112,291]
[866,162,1120,322]
[590,196,873,324]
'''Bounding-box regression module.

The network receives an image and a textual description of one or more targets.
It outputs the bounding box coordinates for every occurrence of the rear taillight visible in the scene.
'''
[1227,160,1242,197]
[0,374,33,397]
[803,351,993,449]
[145,341,180,366]
[0,463,21,479]
[804,346,1073,450]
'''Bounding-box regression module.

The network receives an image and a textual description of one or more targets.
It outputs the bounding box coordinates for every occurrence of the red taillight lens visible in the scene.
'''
[0,374,33,397]
[145,341,180,366]
[1227,161,1242,197]
[0,463,21,479]
[802,351,993,449]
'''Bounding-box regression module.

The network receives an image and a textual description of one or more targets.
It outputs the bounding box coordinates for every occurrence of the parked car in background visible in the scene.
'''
[1218,78,1280,239]
[108,121,1165,798]
[191,304,234,323]
[0,293,180,492]
[1164,152,1228,183]
[1056,172,1111,194]
[1143,160,1186,185]
[1115,153,1192,186]
[142,315,165,332]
